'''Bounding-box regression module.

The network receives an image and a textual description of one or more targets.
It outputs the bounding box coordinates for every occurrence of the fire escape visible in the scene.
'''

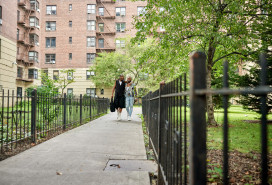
[17,0,38,82]
[96,0,116,52]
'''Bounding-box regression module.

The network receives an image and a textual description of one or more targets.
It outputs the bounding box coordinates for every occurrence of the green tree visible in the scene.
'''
[56,69,76,96]
[90,38,158,89]
[238,54,272,114]
[27,70,58,95]
[132,0,272,125]
[238,3,272,114]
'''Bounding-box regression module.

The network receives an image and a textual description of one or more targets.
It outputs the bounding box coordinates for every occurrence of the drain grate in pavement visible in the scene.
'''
[104,159,157,172]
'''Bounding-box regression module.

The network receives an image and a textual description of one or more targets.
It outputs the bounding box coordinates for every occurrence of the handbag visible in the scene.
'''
[110,97,115,112]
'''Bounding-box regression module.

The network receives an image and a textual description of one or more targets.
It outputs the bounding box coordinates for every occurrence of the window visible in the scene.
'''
[69,21,72,27]
[45,54,56,64]
[98,39,104,48]
[98,23,104,32]
[28,69,38,79]
[17,67,23,78]
[17,87,22,97]
[17,29,19,40]
[116,39,125,48]
[0,6,2,20]
[69,53,72,60]
[67,88,73,95]
[100,89,104,95]
[116,7,126,16]
[67,71,73,80]
[46,21,56,31]
[53,70,59,80]
[69,4,72,11]
[87,53,95,63]
[86,70,95,79]
[46,37,56,48]
[87,4,96,14]
[116,23,126,32]
[98,7,104,16]
[41,69,48,84]
[29,51,39,62]
[30,34,39,46]
[87,20,95,31]
[137,6,146,16]
[17,10,20,22]
[30,0,39,11]
[42,69,48,76]
[86,88,96,97]
[29,17,39,27]
[46,5,57,15]
[69,37,72,44]
[87,37,96,47]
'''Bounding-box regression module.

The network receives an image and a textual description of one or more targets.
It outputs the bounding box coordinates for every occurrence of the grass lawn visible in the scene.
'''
[208,105,272,153]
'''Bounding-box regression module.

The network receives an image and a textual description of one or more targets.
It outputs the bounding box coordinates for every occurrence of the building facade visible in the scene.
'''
[40,0,147,98]
[16,0,42,96]
[0,0,17,94]
[1,0,147,98]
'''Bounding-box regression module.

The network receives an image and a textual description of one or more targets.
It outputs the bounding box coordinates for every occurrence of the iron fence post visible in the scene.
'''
[31,89,37,143]
[103,97,105,113]
[63,93,67,130]
[90,96,92,120]
[189,51,207,185]
[260,53,268,185]
[80,94,82,124]
[148,91,152,150]
[223,61,229,185]
[1,89,4,153]
[157,84,164,185]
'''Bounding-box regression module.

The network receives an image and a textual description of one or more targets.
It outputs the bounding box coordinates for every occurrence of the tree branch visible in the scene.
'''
[212,51,249,64]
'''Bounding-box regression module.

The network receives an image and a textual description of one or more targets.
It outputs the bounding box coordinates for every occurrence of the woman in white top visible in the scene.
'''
[125,77,136,121]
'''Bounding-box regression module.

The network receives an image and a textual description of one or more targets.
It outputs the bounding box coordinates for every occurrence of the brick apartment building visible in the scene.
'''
[16,0,42,97]
[1,0,147,98]
[0,0,17,94]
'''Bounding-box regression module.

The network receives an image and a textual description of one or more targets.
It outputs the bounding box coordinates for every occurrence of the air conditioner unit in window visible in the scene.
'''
[121,13,125,17]
[37,9,40,12]
[87,10,92,14]
[36,25,40,29]
[37,43,39,46]
[121,29,125,32]
[46,27,51,30]
[48,12,51,15]
[0,19,2,25]
[51,60,55,64]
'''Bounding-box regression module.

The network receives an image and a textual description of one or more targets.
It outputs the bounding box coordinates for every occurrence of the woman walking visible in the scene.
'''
[125,77,137,121]
[111,75,126,120]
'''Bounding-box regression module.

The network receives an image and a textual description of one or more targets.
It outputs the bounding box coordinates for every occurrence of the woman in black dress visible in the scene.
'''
[111,75,126,120]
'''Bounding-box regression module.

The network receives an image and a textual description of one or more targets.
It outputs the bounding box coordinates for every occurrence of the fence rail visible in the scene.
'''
[142,51,271,185]
[0,90,109,159]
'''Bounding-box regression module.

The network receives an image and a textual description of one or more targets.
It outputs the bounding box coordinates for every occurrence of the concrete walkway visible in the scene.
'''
[0,107,155,185]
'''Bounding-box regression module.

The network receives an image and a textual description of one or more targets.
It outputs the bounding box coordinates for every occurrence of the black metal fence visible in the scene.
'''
[142,51,271,185]
[0,90,109,158]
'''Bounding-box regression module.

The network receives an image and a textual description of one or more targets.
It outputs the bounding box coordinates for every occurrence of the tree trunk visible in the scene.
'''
[206,43,218,126]
[206,65,217,126]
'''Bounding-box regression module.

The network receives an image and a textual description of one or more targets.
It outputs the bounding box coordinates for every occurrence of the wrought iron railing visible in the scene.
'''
[142,51,271,185]
[0,90,109,159]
